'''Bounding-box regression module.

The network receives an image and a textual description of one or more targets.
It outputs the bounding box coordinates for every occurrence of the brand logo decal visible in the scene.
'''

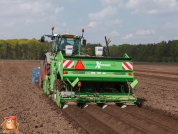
[95,61,111,68]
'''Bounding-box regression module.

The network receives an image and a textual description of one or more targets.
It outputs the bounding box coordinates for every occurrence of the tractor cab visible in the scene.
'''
[57,34,81,55]
[41,26,86,56]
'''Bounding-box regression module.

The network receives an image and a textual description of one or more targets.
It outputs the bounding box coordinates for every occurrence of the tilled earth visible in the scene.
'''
[0,61,85,134]
[0,61,178,134]
[134,62,178,118]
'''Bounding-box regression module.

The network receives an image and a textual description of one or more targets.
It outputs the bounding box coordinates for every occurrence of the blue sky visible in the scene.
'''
[0,0,178,46]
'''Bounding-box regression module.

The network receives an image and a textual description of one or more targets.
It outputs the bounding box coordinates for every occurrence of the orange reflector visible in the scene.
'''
[129,72,133,76]
[52,26,54,30]
[82,28,84,32]
[63,71,68,74]
[78,82,81,87]
[75,60,85,70]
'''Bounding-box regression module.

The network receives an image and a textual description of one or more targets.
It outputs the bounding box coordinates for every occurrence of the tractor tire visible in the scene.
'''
[43,57,50,89]
[44,57,50,79]
[39,61,44,88]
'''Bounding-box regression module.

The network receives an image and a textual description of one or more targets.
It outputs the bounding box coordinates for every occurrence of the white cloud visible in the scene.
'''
[125,0,178,14]
[122,33,133,40]
[111,31,120,37]
[0,0,66,29]
[100,0,119,4]
[65,0,76,2]
[105,19,122,25]
[126,0,141,8]
[174,37,178,40]
[0,19,16,28]
[88,22,100,27]
[79,18,84,23]
[0,31,13,37]
[147,9,159,14]
[62,22,67,27]
[164,22,178,28]
[159,36,167,41]
[0,0,177,45]
[55,7,64,14]
[49,15,57,21]
[89,6,117,20]
[136,30,155,35]
[19,3,32,10]
[26,19,35,25]
[23,2,51,14]
[100,0,123,6]
[0,1,55,17]
[6,21,15,27]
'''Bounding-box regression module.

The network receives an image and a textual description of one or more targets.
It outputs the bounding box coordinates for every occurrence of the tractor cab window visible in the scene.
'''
[59,38,80,55]
[61,38,72,49]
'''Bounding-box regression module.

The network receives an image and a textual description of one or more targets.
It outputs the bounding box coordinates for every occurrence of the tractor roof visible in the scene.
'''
[52,33,82,38]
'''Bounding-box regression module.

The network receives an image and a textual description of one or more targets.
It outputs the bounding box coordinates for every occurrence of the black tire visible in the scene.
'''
[44,57,50,78]
[136,100,142,107]
[43,57,50,89]
[39,61,44,88]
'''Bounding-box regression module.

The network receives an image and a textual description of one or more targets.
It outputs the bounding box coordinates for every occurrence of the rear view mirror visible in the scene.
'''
[51,36,55,40]
[41,36,45,42]
[82,39,86,45]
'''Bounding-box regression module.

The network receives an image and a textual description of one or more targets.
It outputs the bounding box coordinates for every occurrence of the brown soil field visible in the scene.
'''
[0,61,178,134]
[134,62,178,118]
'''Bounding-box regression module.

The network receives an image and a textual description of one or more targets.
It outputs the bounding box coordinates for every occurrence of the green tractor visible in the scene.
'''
[39,26,140,109]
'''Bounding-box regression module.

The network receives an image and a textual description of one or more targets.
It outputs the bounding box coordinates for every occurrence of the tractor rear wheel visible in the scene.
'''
[38,61,44,88]
[43,57,50,84]
[44,57,50,79]
[43,57,51,94]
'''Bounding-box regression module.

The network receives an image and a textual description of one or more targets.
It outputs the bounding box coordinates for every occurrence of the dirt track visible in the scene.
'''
[0,61,178,134]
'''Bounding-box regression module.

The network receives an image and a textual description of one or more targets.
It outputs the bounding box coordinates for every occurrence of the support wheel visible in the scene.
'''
[136,100,142,107]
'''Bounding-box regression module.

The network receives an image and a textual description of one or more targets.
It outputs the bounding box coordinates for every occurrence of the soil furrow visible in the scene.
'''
[104,106,177,134]
[84,105,148,134]
[135,69,178,76]
[123,106,178,131]
[64,105,118,134]
[135,73,178,82]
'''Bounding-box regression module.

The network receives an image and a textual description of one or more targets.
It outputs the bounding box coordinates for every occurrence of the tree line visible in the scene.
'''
[0,39,178,62]
[83,40,178,62]
[0,39,51,60]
